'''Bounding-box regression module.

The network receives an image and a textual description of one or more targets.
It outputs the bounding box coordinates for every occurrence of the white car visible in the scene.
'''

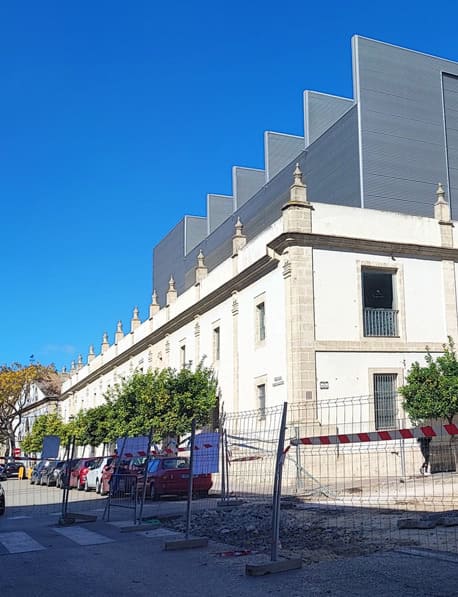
[85,456,113,493]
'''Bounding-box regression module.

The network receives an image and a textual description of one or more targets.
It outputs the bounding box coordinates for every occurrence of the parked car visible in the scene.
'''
[4,461,26,478]
[0,465,7,481]
[137,457,212,500]
[56,459,80,489]
[100,458,133,496]
[0,482,5,515]
[85,457,113,493]
[69,458,99,490]
[30,460,52,485]
[40,461,65,487]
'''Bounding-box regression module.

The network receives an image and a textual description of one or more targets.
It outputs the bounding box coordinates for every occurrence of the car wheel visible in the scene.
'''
[150,484,157,501]
[84,480,89,492]
[96,480,101,494]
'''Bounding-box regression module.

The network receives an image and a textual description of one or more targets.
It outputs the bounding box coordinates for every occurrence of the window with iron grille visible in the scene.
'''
[362,270,398,336]
[374,373,397,429]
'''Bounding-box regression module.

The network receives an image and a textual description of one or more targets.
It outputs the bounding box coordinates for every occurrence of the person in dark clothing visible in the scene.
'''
[418,436,432,475]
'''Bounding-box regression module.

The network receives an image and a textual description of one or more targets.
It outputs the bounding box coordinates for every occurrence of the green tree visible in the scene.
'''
[20,412,66,454]
[399,338,458,424]
[71,404,112,448]
[105,364,218,443]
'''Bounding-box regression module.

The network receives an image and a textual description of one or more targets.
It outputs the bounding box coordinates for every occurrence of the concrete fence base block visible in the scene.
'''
[58,513,97,526]
[163,537,209,550]
[217,499,245,509]
[120,524,160,533]
[246,558,303,576]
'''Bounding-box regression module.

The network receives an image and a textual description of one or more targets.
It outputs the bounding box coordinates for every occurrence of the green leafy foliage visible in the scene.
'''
[20,413,67,454]
[399,338,458,424]
[21,365,218,452]
[71,404,112,447]
[105,365,218,442]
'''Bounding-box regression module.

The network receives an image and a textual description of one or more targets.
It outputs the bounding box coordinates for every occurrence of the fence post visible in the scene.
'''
[271,401,288,562]
[220,424,226,502]
[137,427,153,524]
[185,419,197,540]
[60,435,75,524]
[294,425,302,491]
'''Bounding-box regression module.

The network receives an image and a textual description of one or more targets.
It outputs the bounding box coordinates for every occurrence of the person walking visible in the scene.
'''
[418,436,432,475]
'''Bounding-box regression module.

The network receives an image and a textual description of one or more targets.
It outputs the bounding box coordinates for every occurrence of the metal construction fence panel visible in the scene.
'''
[279,398,458,562]
[175,396,458,564]
[219,403,285,501]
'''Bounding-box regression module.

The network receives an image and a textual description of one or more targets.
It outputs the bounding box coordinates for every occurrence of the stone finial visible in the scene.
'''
[281,163,313,233]
[288,163,308,204]
[149,290,160,318]
[195,250,208,284]
[434,182,451,222]
[131,306,141,332]
[101,331,109,354]
[61,365,67,374]
[88,344,95,363]
[232,216,247,254]
[166,275,177,305]
[77,354,83,369]
[70,360,76,372]
[115,320,124,343]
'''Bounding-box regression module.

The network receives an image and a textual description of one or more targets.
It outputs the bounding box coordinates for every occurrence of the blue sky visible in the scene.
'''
[1,1,458,371]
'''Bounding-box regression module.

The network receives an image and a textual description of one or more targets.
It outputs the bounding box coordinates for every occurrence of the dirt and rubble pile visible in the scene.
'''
[162,502,387,563]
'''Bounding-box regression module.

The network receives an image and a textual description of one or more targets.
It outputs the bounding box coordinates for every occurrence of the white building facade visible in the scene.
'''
[60,172,457,439]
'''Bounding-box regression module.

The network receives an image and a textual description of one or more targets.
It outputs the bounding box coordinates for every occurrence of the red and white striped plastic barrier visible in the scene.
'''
[290,423,458,447]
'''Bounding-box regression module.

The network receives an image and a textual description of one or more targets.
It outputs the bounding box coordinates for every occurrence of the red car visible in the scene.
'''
[100,458,133,496]
[69,458,99,490]
[137,457,212,500]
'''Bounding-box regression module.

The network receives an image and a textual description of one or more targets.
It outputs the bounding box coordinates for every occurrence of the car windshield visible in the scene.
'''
[162,458,189,470]
[147,460,160,473]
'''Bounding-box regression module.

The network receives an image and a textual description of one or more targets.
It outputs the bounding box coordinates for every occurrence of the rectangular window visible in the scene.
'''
[362,270,398,336]
[374,373,397,430]
[180,345,186,368]
[257,384,266,419]
[256,302,266,342]
[213,327,220,362]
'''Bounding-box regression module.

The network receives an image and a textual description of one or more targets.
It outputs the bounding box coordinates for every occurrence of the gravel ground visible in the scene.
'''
[162,501,393,564]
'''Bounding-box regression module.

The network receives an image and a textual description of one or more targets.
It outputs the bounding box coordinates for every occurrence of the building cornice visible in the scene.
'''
[60,254,278,399]
[314,341,447,353]
[268,232,458,261]
[22,396,59,415]
[62,228,454,400]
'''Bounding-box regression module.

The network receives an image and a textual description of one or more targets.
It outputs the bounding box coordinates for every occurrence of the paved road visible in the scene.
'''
[0,509,457,596]
[2,480,458,596]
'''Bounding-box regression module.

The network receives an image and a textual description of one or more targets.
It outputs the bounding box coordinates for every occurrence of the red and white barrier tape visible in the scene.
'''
[290,423,458,446]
